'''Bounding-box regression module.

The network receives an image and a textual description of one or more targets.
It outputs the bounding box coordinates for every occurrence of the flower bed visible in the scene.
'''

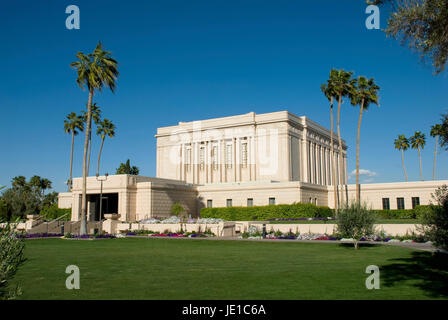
[137,216,223,224]
[124,229,214,238]
[64,233,116,239]
[19,232,64,239]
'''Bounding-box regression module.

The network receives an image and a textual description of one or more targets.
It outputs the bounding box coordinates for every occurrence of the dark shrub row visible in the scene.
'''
[200,203,433,221]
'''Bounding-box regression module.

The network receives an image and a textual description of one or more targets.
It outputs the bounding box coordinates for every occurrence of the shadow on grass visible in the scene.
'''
[338,243,380,249]
[380,251,448,298]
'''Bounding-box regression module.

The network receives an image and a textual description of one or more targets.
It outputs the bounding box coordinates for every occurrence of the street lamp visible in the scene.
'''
[96,173,108,221]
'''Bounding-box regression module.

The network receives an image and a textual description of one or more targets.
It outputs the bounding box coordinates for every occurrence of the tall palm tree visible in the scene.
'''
[320,80,338,213]
[96,119,116,177]
[349,76,380,203]
[81,103,102,176]
[70,42,119,235]
[329,69,353,206]
[64,112,84,191]
[430,124,443,181]
[410,131,426,181]
[394,134,410,182]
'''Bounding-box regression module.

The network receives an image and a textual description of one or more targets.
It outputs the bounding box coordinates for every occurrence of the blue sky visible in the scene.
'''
[0,0,447,192]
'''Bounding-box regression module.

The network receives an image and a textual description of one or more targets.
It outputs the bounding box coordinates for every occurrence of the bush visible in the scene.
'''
[420,186,448,250]
[40,204,71,221]
[200,202,334,221]
[0,221,25,299]
[335,203,376,250]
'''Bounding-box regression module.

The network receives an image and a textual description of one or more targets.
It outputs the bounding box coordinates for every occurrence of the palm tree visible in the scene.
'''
[64,112,84,191]
[70,42,119,235]
[96,119,116,177]
[410,131,426,181]
[349,76,380,203]
[430,124,443,181]
[320,80,338,213]
[394,134,410,182]
[329,69,353,206]
[81,103,102,176]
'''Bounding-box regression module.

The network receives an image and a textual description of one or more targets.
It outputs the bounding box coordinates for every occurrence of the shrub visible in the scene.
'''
[40,204,71,221]
[335,203,376,250]
[200,202,333,221]
[0,221,25,299]
[170,203,186,220]
[420,186,448,250]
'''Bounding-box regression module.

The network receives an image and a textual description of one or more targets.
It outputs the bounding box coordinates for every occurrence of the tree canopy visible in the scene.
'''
[115,159,140,175]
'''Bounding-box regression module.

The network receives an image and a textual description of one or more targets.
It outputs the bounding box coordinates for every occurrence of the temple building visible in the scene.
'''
[58,111,447,222]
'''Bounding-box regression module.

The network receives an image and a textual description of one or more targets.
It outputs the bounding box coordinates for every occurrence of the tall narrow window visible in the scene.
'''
[226,199,232,207]
[212,145,218,170]
[226,144,232,169]
[397,197,405,210]
[382,198,390,210]
[207,199,213,208]
[241,142,248,168]
[412,197,420,209]
[199,146,205,170]
[269,197,276,205]
[247,198,253,207]
[186,147,191,171]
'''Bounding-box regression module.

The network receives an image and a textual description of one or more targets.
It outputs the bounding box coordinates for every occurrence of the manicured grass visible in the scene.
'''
[11,238,448,300]
[269,219,419,224]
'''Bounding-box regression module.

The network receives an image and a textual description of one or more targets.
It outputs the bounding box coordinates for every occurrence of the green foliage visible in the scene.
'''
[115,159,139,175]
[40,204,71,221]
[336,203,376,250]
[0,176,57,221]
[0,221,25,299]
[420,186,448,250]
[170,203,185,217]
[200,203,334,221]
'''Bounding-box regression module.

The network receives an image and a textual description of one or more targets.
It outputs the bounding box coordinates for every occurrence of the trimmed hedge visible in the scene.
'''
[200,203,334,221]
[200,203,433,221]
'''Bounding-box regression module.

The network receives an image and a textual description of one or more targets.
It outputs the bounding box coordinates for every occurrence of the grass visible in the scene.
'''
[269,219,419,224]
[11,238,448,300]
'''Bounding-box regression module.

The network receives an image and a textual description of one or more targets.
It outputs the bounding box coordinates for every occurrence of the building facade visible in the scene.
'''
[58,111,447,222]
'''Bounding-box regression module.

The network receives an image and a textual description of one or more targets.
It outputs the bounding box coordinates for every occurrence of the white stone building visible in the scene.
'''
[58,111,448,222]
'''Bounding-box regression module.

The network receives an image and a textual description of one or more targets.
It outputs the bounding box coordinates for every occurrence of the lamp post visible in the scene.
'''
[96,173,108,221]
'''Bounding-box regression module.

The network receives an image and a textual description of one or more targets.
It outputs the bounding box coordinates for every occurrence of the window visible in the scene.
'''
[397,197,405,210]
[199,146,205,170]
[226,144,232,169]
[185,147,192,171]
[247,198,253,207]
[412,197,420,209]
[269,197,276,205]
[226,199,232,207]
[212,145,218,170]
[207,200,212,208]
[241,142,248,168]
[382,198,390,210]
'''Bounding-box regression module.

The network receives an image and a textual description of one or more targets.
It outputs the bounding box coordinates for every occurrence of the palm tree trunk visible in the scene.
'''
[87,129,92,176]
[330,97,338,214]
[418,147,423,181]
[80,88,94,235]
[356,100,364,204]
[433,136,437,181]
[336,95,344,207]
[401,149,408,182]
[97,137,105,177]
[68,131,75,192]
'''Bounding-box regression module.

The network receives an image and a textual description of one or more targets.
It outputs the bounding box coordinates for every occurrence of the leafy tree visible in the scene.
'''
[115,159,139,175]
[71,42,119,235]
[369,0,448,74]
[171,203,186,220]
[64,112,84,191]
[96,118,116,177]
[410,131,426,181]
[394,134,410,181]
[430,123,443,180]
[420,184,448,250]
[336,203,376,250]
[328,69,353,206]
[438,113,448,150]
[349,76,380,203]
[321,79,339,213]
[0,221,25,299]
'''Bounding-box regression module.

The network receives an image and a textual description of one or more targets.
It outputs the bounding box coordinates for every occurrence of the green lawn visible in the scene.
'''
[269,219,419,224]
[11,238,448,300]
